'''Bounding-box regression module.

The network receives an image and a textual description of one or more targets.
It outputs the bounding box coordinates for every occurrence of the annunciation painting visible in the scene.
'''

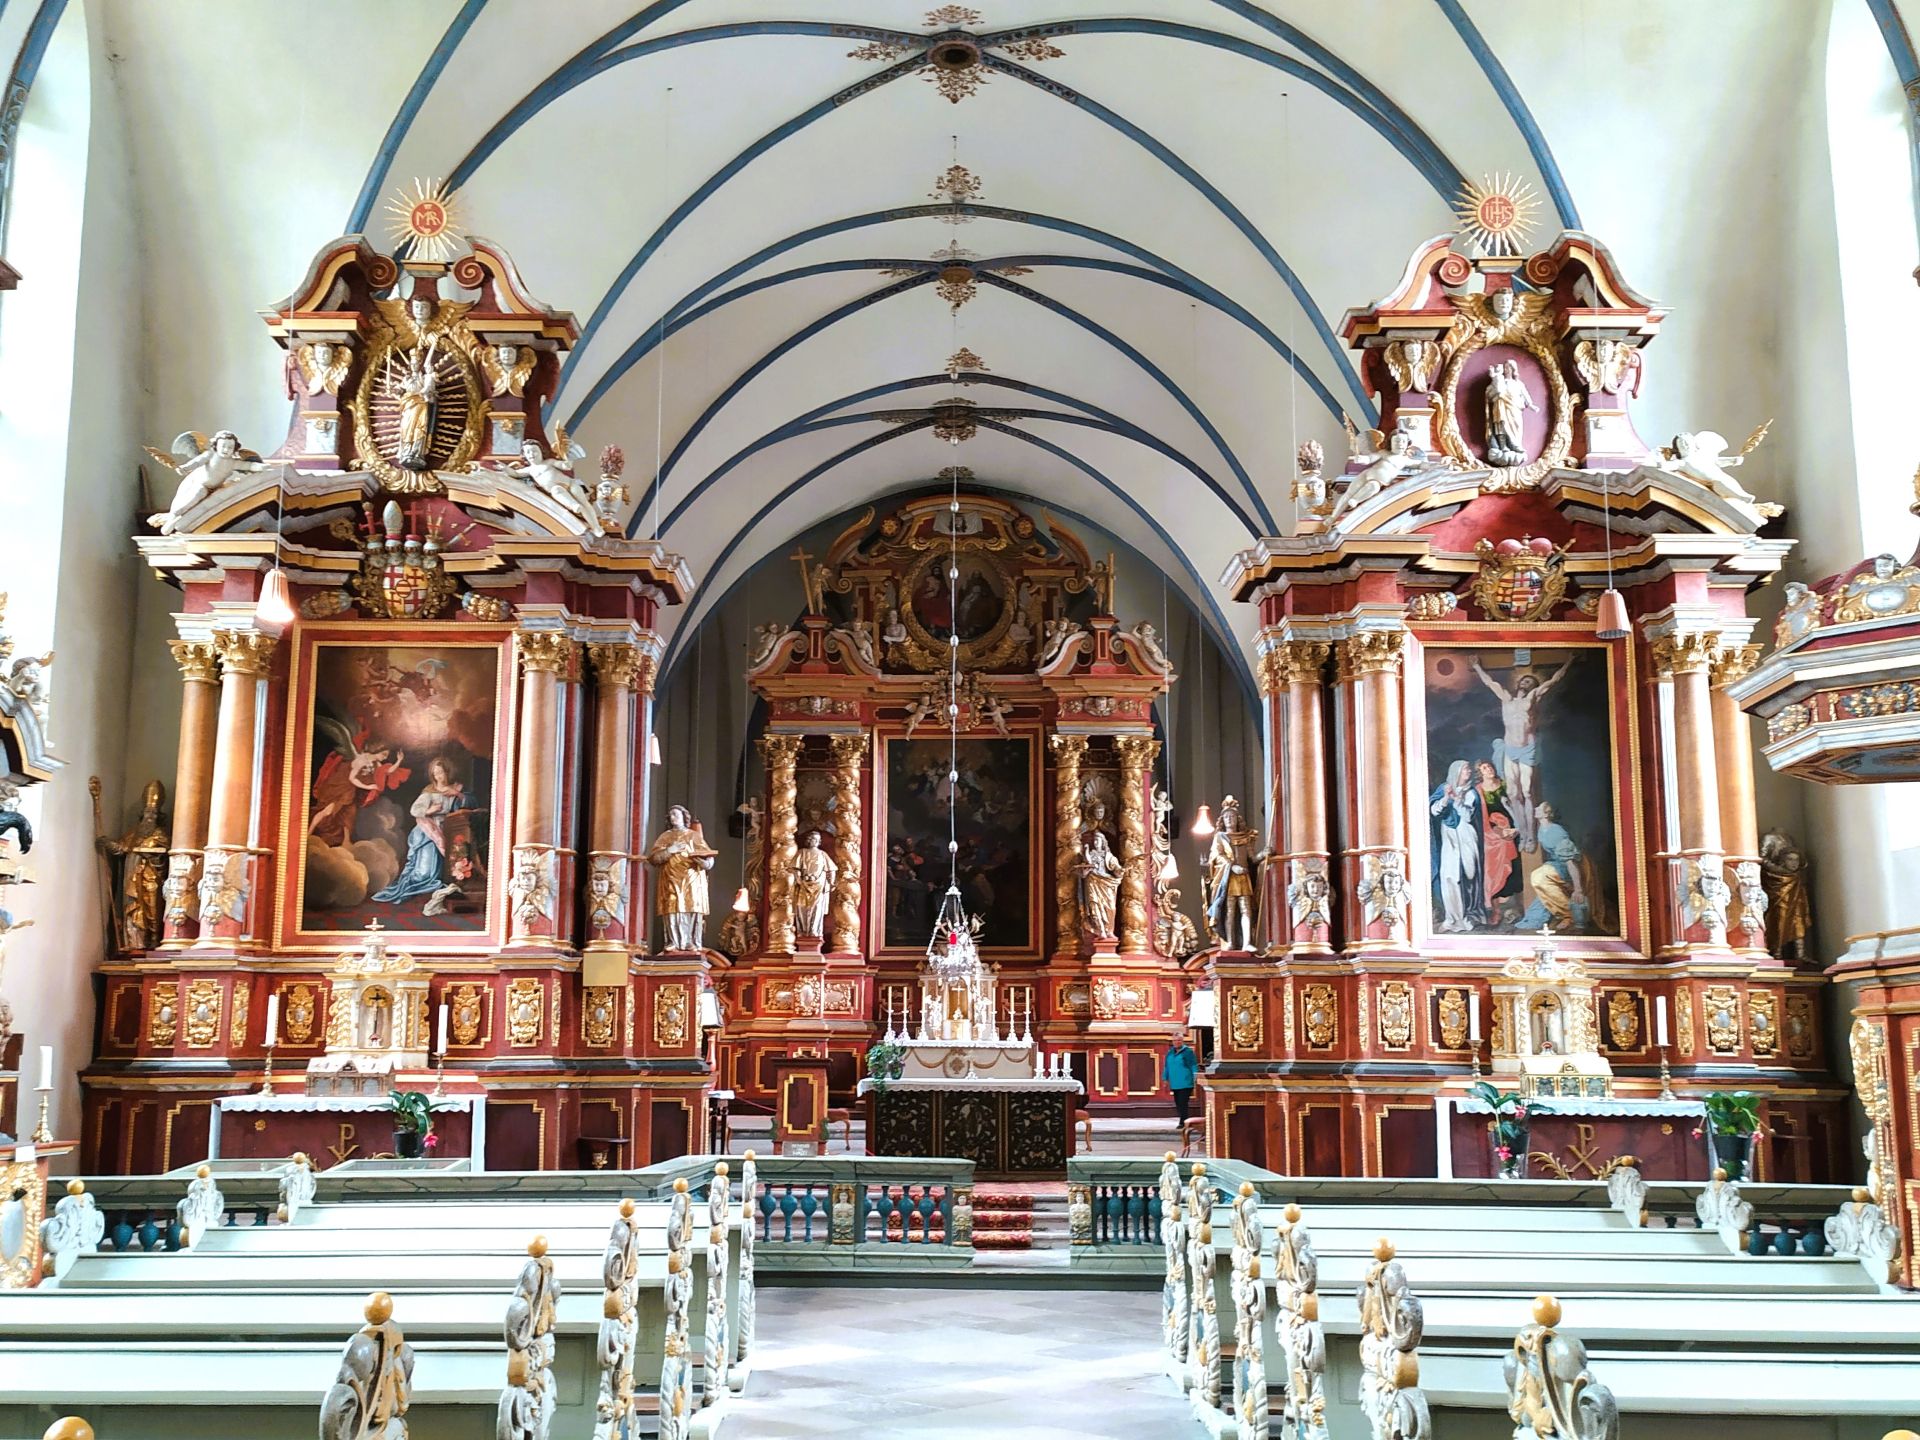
[1423,644,1620,938]
[292,639,503,938]
[883,736,1033,950]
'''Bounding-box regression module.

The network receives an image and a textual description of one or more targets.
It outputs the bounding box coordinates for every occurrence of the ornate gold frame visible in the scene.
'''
[897,546,1023,672]
[349,326,484,492]
[1433,300,1574,492]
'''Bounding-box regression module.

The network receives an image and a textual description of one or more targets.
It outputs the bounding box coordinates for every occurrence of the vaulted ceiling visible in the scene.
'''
[99,0,1851,660]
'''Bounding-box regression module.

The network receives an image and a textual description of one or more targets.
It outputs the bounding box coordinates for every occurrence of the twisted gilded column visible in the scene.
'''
[195,630,278,947]
[1277,640,1332,951]
[826,733,868,954]
[1114,734,1159,953]
[162,640,220,945]
[1050,733,1087,947]
[509,632,575,946]
[1711,641,1766,952]
[1340,629,1409,946]
[585,643,649,967]
[759,734,802,954]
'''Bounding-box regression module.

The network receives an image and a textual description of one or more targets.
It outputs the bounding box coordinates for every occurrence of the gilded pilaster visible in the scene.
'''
[1114,735,1159,952]
[1050,733,1088,945]
[759,734,803,954]
[164,639,220,942]
[826,733,869,953]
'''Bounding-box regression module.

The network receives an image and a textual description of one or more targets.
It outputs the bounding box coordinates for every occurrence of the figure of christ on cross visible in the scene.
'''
[1469,656,1573,853]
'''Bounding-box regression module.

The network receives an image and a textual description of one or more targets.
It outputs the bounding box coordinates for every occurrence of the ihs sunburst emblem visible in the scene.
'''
[384,177,464,262]
[1453,172,1542,258]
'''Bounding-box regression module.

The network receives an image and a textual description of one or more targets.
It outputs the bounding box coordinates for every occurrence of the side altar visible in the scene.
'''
[716,493,1196,1114]
[82,216,718,1173]
[1207,217,1846,1180]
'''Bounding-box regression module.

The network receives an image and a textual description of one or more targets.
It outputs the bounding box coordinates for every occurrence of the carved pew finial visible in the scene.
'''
[1505,1295,1619,1440]
[1358,1238,1429,1440]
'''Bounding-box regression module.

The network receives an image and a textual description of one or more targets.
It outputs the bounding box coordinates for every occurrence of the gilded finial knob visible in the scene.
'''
[1373,1238,1395,1262]
[364,1291,394,1325]
[1712,1167,1728,1182]
[196,1164,211,1180]
[1854,1186,1872,1204]
[714,1162,729,1177]
[1532,1294,1562,1328]
[1882,1430,1920,1440]
[42,1420,94,1440]
[1238,1182,1254,1198]
[619,1198,636,1218]
[744,1149,756,1160]
[293,1151,309,1167]
[1164,1150,1177,1162]
[1248,1256,1261,1280]
[674,1178,690,1193]
[604,1291,623,1319]
[528,1236,548,1258]
[1191,1162,1207,1176]
[1283,1203,1302,1224]
[65,1179,85,1196]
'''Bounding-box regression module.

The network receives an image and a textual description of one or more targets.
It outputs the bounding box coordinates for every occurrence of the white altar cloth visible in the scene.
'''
[856,1076,1084,1096]
[1437,1094,1703,1179]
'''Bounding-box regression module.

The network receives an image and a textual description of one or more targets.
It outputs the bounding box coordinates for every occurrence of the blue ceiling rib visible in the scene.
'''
[564,203,1355,432]
[1865,0,1920,240]
[346,0,490,234]
[658,372,1246,537]
[657,428,1255,705]
[629,264,1270,534]
[1428,0,1580,229]
[983,17,1461,197]
[983,52,1372,417]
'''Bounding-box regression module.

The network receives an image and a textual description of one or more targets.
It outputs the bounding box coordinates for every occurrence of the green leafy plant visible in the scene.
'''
[1470,1080,1535,1175]
[1702,1090,1760,1137]
[388,1089,445,1144]
[865,1040,906,1092]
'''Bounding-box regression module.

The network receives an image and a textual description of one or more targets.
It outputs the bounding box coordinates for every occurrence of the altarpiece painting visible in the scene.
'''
[287,636,505,942]
[882,736,1034,951]
[1422,643,1621,939]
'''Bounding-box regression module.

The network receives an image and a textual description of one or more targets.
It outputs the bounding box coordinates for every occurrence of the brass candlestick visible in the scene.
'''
[260,1041,278,1095]
[1658,1046,1675,1102]
[432,1053,447,1098]
[1470,1035,1483,1080]
[28,1087,53,1145]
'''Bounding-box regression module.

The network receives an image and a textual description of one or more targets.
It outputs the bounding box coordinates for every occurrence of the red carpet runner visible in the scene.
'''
[969,1186,1035,1250]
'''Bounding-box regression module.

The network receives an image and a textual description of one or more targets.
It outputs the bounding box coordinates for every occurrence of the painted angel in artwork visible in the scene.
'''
[308,714,411,848]
[144,430,273,534]
[492,425,596,531]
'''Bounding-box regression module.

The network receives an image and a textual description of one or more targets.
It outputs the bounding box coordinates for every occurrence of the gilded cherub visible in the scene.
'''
[294,340,353,396]
[478,342,536,398]
[145,431,272,534]
[492,427,595,532]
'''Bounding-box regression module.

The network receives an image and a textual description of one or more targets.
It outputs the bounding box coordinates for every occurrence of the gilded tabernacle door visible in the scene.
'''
[280,627,511,949]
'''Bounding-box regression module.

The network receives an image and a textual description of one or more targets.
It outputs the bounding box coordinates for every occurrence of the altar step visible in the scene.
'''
[971,1185,1071,1253]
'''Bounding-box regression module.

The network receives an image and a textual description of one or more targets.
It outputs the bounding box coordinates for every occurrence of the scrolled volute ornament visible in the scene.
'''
[658,1179,697,1440]
[736,1151,759,1371]
[498,1236,561,1440]
[1504,1296,1619,1440]
[1275,1203,1329,1440]
[703,1163,733,1404]
[1160,1152,1189,1361]
[1357,1240,1430,1440]
[1825,1185,1901,1287]
[278,1151,316,1223]
[320,1291,415,1440]
[39,1180,104,1278]
[175,1164,225,1248]
[593,1199,641,1440]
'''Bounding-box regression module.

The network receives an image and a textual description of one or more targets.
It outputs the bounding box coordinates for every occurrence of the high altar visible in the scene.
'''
[1209,226,1845,1181]
[82,230,708,1172]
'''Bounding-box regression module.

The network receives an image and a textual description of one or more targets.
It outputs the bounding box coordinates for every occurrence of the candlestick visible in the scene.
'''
[260,1042,277,1095]
[1658,1045,1675,1102]
[28,1087,52,1145]
[1467,992,1481,1044]
[435,1001,450,1056]
[264,992,280,1048]
[36,1044,52,1093]
[1654,995,1669,1048]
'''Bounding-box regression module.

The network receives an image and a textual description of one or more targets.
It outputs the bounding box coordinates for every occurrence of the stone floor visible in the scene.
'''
[729,1285,1190,1437]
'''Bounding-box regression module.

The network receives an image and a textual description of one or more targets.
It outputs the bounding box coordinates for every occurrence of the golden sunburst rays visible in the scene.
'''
[384,177,465,263]
[1453,172,1542,258]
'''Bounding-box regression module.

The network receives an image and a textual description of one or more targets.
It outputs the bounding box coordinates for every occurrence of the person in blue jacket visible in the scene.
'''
[1164,1031,1200,1131]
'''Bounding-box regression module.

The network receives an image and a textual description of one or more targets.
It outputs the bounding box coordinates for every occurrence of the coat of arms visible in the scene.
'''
[1471,535,1571,622]
[351,499,461,619]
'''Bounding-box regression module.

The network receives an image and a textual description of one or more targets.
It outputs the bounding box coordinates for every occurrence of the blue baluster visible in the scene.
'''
[1148,1189,1163,1245]
[1747,1226,1769,1257]
[798,1187,819,1242]
[916,1186,935,1243]
[136,1215,160,1252]
[1105,1186,1126,1244]
[778,1185,799,1241]
[758,1188,776,1241]
[1126,1185,1147,1243]
[109,1214,133,1252]
[1772,1227,1796,1257]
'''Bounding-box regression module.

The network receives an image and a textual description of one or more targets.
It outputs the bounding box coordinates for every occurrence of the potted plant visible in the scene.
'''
[388,1089,445,1160]
[1699,1090,1761,1180]
[1469,1079,1534,1180]
[865,1040,906,1092]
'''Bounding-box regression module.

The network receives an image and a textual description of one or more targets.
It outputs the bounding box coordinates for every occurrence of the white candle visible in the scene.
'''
[1468,992,1481,1044]
[264,993,280,1048]
[1655,995,1669,1047]
[436,1001,450,1055]
[37,1045,52,1092]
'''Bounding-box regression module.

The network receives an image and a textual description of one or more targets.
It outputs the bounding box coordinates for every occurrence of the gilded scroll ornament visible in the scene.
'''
[1831,554,1920,624]
[506,977,544,1047]
[1302,983,1337,1049]
[1433,286,1573,492]
[1358,1239,1430,1440]
[1470,537,1570,623]
[319,1292,414,1440]
[597,1199,642,1435]
[826,734,868,953]
[1436,988,1469,1051]
[183,978,220,1049]
[1748,990,1780,1058]
[1504,1296,1618,1440]
[583,987,619,1047]
[1604,991,1639,1050]
[1702,985,1741,1055]
[285,984,317,1044]
[1050,734,1087,942]
[758,735,802,954]
[1377,982,1414,1050]
[229,985,249,1048]
[654,982,690,1049]
[0,1158,45,1288]
[1227,985,1262,1051]
[498,1237,558,1440]
[1784,992,1815,1060]
[1674,986,1695,1054]
[147,982,179,1048]
[350,291,483,493]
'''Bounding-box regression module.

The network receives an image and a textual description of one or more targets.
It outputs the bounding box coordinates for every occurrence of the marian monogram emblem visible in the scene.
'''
[1471,536,1571,623]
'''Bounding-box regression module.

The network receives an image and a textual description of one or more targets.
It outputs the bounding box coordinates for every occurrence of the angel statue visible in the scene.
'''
[145,431,272,534]
[478,342,535,398]
[307,715,410,848]
[1660,424,1777,512]
[1329,429,1423,525]
[493,431,596,532]
[292,340,352,397]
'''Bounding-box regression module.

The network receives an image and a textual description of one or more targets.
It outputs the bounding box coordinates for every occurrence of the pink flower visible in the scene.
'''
[423,1132,440,1150]
[1496,1145,1512,1160]
[1691,1128,1703,1139]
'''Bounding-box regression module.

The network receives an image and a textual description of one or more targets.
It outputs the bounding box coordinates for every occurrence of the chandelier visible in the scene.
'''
[926,461,984,978]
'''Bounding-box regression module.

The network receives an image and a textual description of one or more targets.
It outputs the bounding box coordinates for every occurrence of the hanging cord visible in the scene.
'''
[652,86,673,540]
[1283,90,1299,529]
[947,465,961,893]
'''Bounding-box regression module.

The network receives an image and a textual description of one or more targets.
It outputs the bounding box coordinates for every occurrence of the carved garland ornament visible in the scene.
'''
[1436,988,1469,1051]
[583,986,619,1047]
[1702,985,1741,1056]
[284,984,317,1044]
[1748,990,1780,1058]
[184,978,221,1050]
[1434,289,1573,493]
[1605,991,1639,1050]
[654,982,690,1049]
[147,982,179,1048]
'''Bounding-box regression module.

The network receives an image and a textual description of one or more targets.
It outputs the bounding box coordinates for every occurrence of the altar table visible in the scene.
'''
[212,1094,485,1170]
[1441,1096,1708,1181]
[858,1077,1083,1178]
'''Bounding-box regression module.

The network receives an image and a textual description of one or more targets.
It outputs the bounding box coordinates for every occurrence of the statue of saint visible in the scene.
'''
[1484,359,1537,466]
[1204,796,1263,952]
[1759,827,1812,964]
[393,323,441,472]
[647,806,717,952]
[1074,829,1122,940]
[97,780,170,952]
[788,829,838,940]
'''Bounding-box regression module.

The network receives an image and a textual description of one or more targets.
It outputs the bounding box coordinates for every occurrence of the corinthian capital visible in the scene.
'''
[1342,630,1406,677]
[1651,631,1719,676]
[170,639,220,684]
[587,642,653,693]
[1710,642,1763,688]
[213,630,278,677]
[517,631,577,675]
